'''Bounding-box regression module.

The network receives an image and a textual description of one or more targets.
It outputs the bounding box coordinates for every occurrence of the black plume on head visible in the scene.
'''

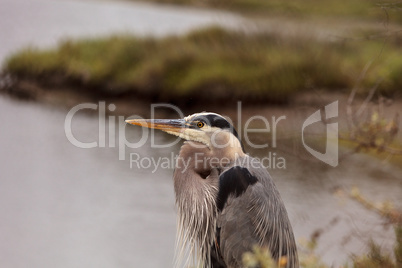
[190,113,245,152]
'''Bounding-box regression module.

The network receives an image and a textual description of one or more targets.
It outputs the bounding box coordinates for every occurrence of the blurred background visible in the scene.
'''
[0,0,401,267]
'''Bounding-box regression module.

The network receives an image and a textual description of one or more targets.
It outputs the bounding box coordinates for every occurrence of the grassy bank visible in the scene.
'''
[140,0,402,23]
[2,27,402,105]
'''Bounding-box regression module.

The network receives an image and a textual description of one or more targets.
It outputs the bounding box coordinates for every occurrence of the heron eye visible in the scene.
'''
[197,122,204,128]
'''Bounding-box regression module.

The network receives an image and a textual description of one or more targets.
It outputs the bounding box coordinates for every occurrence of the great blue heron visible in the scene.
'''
[126,112,298,268]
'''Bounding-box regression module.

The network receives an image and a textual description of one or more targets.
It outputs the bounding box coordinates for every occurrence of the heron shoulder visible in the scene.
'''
[217,166,258,212]
[216,156,276,212]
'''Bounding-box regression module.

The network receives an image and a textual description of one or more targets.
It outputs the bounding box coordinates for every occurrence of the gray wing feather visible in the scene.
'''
[218,191,259,267]
[217,158,299,268]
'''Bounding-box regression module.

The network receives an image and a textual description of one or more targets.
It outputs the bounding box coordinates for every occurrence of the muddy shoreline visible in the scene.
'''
[0,74,357,116]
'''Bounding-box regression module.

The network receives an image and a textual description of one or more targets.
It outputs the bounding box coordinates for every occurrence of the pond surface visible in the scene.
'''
[0,0,242,65]
[0,0,401,267]
[1,94,401,267]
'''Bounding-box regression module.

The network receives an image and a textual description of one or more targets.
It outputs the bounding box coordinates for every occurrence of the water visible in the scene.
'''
[0,0,242,65]
[0,0,401,267]
[1,95,401,268]
[0,96,174,267]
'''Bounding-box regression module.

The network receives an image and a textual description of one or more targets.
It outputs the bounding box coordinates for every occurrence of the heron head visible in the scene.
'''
[126,112,245,153]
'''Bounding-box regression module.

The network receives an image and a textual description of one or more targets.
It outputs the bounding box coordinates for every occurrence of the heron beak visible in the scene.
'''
[125,119,185,135]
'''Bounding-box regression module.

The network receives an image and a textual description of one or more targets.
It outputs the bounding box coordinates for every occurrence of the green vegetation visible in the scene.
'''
[3,27,402,104]
[141,0,402,23]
